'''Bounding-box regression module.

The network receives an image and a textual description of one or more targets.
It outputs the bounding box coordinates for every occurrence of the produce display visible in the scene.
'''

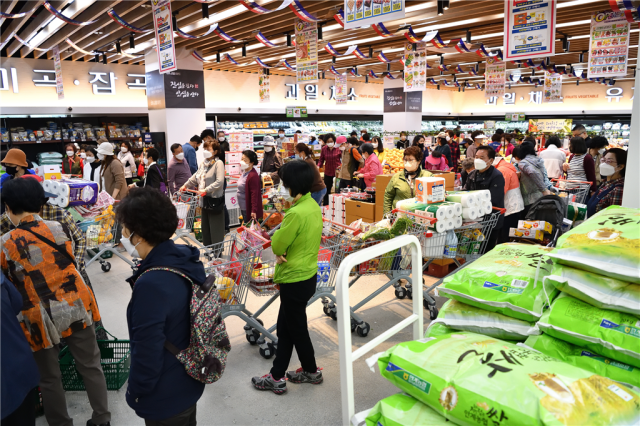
[382,149,405,174]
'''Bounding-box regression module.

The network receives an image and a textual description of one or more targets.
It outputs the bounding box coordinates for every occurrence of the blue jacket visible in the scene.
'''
[1,273,40,419]
[182,143,198,175]
[126,240,206,421]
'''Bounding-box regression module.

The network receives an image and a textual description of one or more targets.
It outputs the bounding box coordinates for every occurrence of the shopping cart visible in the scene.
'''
[84,202,136,273]
[171,189,204,247]
[552,179,592,204]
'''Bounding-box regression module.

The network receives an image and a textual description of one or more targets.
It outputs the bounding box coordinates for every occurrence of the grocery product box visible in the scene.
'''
[517,220,552,234]
[225,151,242,164]
[429,171,455,191]
[416,177,445,204]
[509,228,544,241]
[43,165,62,180]
[567,202,587,221]
[225,163,241,175]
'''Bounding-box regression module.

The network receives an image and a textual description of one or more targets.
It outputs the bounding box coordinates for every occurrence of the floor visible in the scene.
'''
[38,242,445,426]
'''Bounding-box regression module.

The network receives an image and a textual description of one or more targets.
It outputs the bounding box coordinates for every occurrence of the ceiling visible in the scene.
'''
[1,0,638,90]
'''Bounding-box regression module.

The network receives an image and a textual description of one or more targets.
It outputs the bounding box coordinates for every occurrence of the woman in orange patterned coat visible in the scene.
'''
[1,178,111,426]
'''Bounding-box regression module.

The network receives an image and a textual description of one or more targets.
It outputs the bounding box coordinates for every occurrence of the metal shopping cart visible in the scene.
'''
[552,179,592,204]
[84,203,136,273]
[172,189,204,247]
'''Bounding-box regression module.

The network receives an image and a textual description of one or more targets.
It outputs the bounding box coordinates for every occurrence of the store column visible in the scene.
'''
[623,48,639,208]
[145,48,207,162]
[382,77,422,133]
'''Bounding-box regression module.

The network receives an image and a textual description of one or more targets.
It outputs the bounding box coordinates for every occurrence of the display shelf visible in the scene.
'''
[8,140,65,145]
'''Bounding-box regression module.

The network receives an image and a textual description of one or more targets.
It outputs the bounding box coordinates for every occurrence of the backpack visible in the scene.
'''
[524,194,567,244]
[135,267,231,384]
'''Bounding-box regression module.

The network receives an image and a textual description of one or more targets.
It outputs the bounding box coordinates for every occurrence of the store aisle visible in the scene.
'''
[37,252,445,426]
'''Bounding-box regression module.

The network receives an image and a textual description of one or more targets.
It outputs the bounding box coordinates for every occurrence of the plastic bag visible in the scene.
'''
[364,393,449,426]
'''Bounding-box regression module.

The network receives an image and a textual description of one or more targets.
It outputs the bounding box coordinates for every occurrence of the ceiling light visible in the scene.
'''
[102,53,107,64]
[437,0,444,16]
[129,34,135,49]
[202,3,209,20]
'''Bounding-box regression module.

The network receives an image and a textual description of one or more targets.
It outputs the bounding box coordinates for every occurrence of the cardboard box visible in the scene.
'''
[509,228,544,241]
[429,171,455,191]
[416,177,445,204]
[225,151,242,164]
[374,174,393,221]
[345,199,375,222]
[517,220,552,234]
[225,163,241,175]
[43,165,62,180]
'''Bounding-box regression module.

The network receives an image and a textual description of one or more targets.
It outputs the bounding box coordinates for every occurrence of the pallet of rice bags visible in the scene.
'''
[438,243,557,322]
[537,293,640,368]
[373,332,640,426]
[431,299,540,341]
[523,333,640,392]
[362,393,449,426]
[545,263,640,316]
[548,205,640,284]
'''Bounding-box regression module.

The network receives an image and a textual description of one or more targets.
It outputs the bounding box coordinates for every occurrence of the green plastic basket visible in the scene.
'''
[59,328,131,391]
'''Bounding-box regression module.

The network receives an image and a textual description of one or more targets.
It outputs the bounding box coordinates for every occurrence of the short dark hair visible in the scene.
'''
[461,158,474,171]
[569,137,587,154]
[519,142,537,158]
[295,143,313,157]
[572,124,586,133]
[279,159,313,197]
[523,136,536,144]
[200,129,214,140]
[589,135,609,149]
[278,128,285,133]
[190,135,203,145]
[325,133,336,144]
[403,146,423,163]
[476,145,496,160]
[512,146,523,161]
[295,130,302,134]
[242,149,258,166]
[217,130,225,135]
[120,140,132,151]
[361,143,374,155]
[170,143,181,154]
[461,138,473,145]
[203,140,220,153]
[491,134,502,142]
[431,150,442,158]
[362,133,371,142]
[412,135,424,146]
[496,128,504,135]
[545,136,562,149]
[116,187,178,246]
[605,147,627,177]
[455,131,461,137]
[347,136,359,146]
[2,178,44,215]
[86,147,98,158]
[146,147,159,162]
[350,131,358,137]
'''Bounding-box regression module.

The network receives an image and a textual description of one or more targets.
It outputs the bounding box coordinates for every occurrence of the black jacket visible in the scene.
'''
[463,165,505,228]
[435,144,452,168]
[136,164,163,190]
[217,140,230,162]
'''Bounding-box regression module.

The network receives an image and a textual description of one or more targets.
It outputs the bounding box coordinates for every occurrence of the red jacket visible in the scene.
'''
[360,153,382,187]
[244,168,263,219]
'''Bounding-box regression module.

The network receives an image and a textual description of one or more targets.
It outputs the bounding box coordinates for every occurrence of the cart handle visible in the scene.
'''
[322,218,362,236]
[492,206,507,215]
[236,226,272,249]
[552,178,593,185]
[180,188,207,197]
[390,208,437,225]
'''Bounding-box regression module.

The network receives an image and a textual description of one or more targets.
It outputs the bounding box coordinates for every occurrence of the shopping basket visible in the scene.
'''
[172,189,204,247]
[552,179,592,204]
[59,327,130,391]
[85,202,136,273]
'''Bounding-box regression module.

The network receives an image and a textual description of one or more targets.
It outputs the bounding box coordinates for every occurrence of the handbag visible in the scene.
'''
[154,165,168,195]
[202,161,225,212]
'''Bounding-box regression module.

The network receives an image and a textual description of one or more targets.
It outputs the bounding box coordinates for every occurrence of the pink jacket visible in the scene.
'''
[424,155,448,171]
[361,153,382,187]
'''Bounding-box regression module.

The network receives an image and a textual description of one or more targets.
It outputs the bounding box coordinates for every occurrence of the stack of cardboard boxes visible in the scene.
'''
[323,194,347,224]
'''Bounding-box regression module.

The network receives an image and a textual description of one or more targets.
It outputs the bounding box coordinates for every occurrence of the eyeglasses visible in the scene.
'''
[601,158,617,165]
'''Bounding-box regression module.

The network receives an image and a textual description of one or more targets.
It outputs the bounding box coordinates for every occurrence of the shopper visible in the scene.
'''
[239,150,263,222]
[79,146,87,159]
[356,143,383,189]
[318,133,341,205]
[295,143,326,205]
[563,137,597,191]
[167,143,192,194]
[252,160,323,395]
[588,136,609,186]
[181,140,225,246]
[412,135,429,163]
[1,178,109,426]
[396,132,409,149]
[489,134,502,152]
[459,138,473,157]
[493,156,524,243]
[83,147,102,189]
[500,134,515,157]
[132,148,164,191]
[447,130,460,172]
[97,141,128,200]
[183,135,202,175]
[372,136,386,164]
[460,158,475,187]
[383,146,433,215]
[434,132,453,168]
[117,141,137,185]
[1,148,35,192]
[425,151,448,171]
[465,131,487,160]
[215,129,230,161]
[61,143,83,176]
[337,137,363,191]
[512,144,551,215]
[309,133,318,144]
[276,128,287,150]
[572,124,591,147]
[262,136,283,185]
[587,148,625,215]
[539,136,566,179]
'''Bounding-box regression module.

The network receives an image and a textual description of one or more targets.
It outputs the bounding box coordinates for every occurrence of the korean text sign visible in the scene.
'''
[503,0,557,61]
[152,0,177,74]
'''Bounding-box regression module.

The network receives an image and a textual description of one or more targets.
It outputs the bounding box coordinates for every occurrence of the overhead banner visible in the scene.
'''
[528,118,572,133]
[485,60,506,99]
[335,74,347,105]
[505,113,526,121]
[503,0,557,61]
[587,10,630,79]
[344,0,404,30]
[286,106,308,118]
[152,0,177,74]
[543,71,562,103]
[52,45,64,100]
[259,69,270,103]
[403,42,427,92]
[294,18,318,84]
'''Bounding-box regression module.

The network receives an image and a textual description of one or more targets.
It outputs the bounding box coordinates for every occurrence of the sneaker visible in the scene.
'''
[251,373,287,395]
[286,367,323,384]
[86,420,110,426]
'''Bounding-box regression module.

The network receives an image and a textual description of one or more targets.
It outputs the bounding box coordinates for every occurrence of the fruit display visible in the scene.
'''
[382,148,405,174]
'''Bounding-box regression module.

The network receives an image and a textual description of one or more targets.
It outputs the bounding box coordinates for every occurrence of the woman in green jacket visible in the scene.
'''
[383,145,433,215]
[252,160,323,395]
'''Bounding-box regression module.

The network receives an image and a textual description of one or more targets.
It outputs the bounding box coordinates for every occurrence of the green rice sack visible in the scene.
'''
[523,333,640,392]
[438,243,557,322]
[548,205,640,283]
[376,332,640,426]
[364,393,449,426]
[424,322,456,338]
[431,299,539,341]
[537,293,640,368]
[545,263,640,316]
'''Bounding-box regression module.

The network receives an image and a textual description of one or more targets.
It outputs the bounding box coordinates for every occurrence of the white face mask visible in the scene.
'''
[143,158,149,165]
[121,147,128,153]
[327,142,334,148]
[598,148,606,156]
[203,150,213,159]
[446,136,451,141]
[599,162,617,176]
[279,133,285,138]
[240,161,250,170]
[86,156,95,163]
[474,158,488,171]
[264,146,273,153]
[66,151,74,157]
[98,154,105,161]
[80,153,86,159]
[120,233,141,258]
[176,153,185,161]
[218,136,225,142]
[339,146,346,151]
[404,160,418,172]
[283,188,294,203]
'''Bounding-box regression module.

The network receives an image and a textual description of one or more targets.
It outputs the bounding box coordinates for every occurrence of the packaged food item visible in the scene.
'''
[375,332,640,426]
[537,293,640,368]
[439,243,557,321]
[415,177,445,204]
[523,333,640,392]
[364,393,449,426]
[509,228,544,241]
[545,263,640,316]
[518,220,553,234]
[548,205,640,283]
[566,202,587,222]
[443,230,457,258]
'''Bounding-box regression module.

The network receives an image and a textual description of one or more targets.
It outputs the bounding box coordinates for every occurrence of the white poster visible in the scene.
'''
[344,0,404,30]
[295,19,318,84]
[335,74,347,105]
[152,0,177,74]
[503,0,557,61]
[52,45,64,100]
[543,71,562,103]
[587,10,630,79]
[485,59,506,99]
[259,69,270,103]
[403,42,427,92]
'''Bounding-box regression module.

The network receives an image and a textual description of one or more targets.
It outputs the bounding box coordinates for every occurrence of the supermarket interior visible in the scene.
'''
[1,0,639,425]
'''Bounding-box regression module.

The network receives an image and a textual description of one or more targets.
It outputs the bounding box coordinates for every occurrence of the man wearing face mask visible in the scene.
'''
[261,136,283,186]
[587,136,609,186]
[183,135,203,175]
[276,128,287,151]
[216,130,230,161]
[318,133,341,205]
[167,143,192,194]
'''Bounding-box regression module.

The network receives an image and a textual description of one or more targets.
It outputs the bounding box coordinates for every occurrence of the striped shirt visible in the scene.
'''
[567,154,588,182]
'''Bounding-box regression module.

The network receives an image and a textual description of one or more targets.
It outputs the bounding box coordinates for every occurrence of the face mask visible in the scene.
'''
[295,154,301,160]
[283,188,295,203]
[599,162,616,176]
[120,147,128,153]
[98,154,105,161]
[80,153,86,159]
[176,153,185,161]
[4,165,17,176]
[400,136,406,141]
[598,148,606,156]
[240,161,250,170]
[446,136,451,141]
[143,158,149,165]
[218,136,225,142]
[474,159,488,171]
[120,233,141,258]
[66,151,74,157]
[264,146,273,153]
[85,156,95,163]
[404,161,417,172]
[327,142,334,148]
[279,134,285,138]
[203,150,213,159]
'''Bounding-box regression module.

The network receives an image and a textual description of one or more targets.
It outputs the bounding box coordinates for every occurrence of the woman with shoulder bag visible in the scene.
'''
[181,140,225,245]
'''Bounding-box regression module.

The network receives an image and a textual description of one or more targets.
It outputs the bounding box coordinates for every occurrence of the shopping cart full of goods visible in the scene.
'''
[172,189,205,247]
[84,202,136,273]
[552,179,592,205]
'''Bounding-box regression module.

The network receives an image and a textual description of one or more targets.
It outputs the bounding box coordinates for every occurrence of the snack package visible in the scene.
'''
[375,332,640,426]
[439,243,557,321]
[518,220,553,234]
[523,334,640,392]
[364,393,449,426]
[548,206,640,283]
[537,293,640,368]
[509,228,544,241]
[545,263,640,316]
[432,299,539,341]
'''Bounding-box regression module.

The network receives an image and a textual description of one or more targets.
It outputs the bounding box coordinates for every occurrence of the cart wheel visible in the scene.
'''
[406,287,413,300]
[424,299,439,320]
[329,309,337,321]
[259,343,275,359]
[356,322,370,337]
[245,329,260,345]
[101,262,111,272]
[323,305,330,316]
[350,318,358,332]
[394,287,406,299]
[254,318,264,327]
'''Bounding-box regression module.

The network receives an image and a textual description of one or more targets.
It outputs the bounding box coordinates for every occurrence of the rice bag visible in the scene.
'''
[537,293,640,368]
[376,332,640,426]
[523,333,640,392]
[545,263,640,316]
[364,393,449,426]
[424,322,456,338]
[438,243,557,321]
[431,299,539,341]
[548,205,640,283]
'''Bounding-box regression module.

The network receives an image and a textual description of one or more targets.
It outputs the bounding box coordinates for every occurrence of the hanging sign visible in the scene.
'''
[335,74,347,105]
[294,18,318,83]
[485,61,506,99]
[528,118,573,133]
[505,113,526,121]
[52,45,64,100]
[152,0,177,74]
[587,10,630,79]
[503,0,557,61]
[543,71,562,102]
[259,69,270,103]
[344,0,405,30]
[403,42,427,92]
[286,106,308,118]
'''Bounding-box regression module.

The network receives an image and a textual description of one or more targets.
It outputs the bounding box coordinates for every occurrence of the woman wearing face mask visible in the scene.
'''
[62,143,83,176]
[318,134,341,205]
[167,143,192,194]
[372,136,386,164]
[1,148,34,187]
[131,148,165,191]
[295,143,326,206]
[181,141,225,245]
[117,141,137,186]
[261,136,283,185]
[511,144,551,215]
[356,143,383,189]
[434,132,452,169]
[383,146,433,216]
[447,130,460,172]
[587,148,626,215]
[396,132,409,150]
[83,147,102,189]
[79,146,87,160]
[238,150,263,223]
[412,135,428,164]
[588,136,609,186]
[98,140,128,201]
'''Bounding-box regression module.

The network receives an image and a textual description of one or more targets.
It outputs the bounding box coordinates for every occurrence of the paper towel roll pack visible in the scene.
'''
[45,179,98,207]
[415,177,445,204]
[445,191,478,207]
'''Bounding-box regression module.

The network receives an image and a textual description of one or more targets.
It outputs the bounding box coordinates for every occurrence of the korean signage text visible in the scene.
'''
[503,0,557,61]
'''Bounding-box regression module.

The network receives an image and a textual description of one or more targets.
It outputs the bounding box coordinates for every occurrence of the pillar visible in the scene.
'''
[622,48,639,208]
[382,77,423,133]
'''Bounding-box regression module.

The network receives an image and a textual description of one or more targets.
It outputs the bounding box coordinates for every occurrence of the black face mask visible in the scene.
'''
[4,165,17,176]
